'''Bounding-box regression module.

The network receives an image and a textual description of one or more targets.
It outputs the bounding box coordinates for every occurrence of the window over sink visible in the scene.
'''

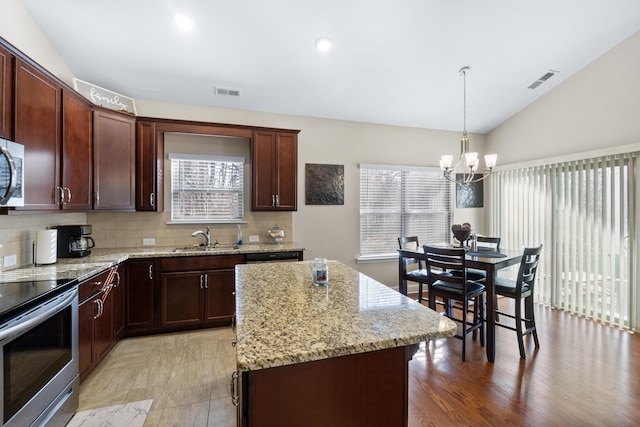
[169,153,244,223]
[358,163,453,260]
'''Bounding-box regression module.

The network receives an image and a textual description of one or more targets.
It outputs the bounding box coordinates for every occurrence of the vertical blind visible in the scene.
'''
[359,164,452,257]
[491,152,637,329]
[169,153,244,222]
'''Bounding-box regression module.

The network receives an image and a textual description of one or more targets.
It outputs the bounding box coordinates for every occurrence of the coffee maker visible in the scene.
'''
[55,225,95,258]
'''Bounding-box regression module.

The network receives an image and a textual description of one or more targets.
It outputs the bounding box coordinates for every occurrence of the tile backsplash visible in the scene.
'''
[0,211,293,270]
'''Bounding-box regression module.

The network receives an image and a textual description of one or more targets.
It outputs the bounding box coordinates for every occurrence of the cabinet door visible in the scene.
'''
[112,269,125,339]
[126,260,156,332]
[93,108,135,210]
[15,58,61,209]
[94,289,113,362]
[205,268,235,325]
[160,271,204,328]
[0,44,13,139]
[136,120,164,211]
[61,90,92,210]
[274,132,297,210]
[78,296,97,381]
[251,131,277,210]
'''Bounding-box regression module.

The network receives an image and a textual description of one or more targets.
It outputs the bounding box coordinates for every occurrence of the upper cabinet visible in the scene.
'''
[252,130,298,211]
[0,44,13,139]
[61,90,93,210]
[93,108,135,210]
[14,58,61,210]
[136,120,164,211]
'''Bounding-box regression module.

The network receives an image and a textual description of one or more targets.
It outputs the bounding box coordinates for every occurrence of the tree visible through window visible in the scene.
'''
[169,153,244,222]
[359,164,453,258]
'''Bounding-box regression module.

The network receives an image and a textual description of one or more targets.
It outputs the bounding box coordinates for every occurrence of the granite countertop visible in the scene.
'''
[234,260,457,372]
[0,243,305,284]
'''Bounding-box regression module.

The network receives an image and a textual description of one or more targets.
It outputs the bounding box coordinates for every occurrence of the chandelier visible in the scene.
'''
[439,66,497,185]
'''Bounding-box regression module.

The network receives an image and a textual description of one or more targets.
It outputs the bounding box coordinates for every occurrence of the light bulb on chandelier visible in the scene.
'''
[440,66,497,185]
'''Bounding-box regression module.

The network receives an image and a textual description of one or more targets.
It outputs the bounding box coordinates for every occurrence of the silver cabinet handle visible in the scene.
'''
[114,271,121,287]
[57,187,64,205]
[65,187,72,204]
[231,339,237,347]
[230,371,240,406]
[204,274,208,289]
[200,274,204,289]
[148,264,153,280]
[94,299,103,319]
[275,194,280,206]
[231,313,236,333]
[271,194,275,207]
[94,191,100,205]
[150,192,155,207]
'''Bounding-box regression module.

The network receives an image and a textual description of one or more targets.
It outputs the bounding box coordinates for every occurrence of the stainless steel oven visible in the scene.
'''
[0,286,79,427]
[0,138,24,208]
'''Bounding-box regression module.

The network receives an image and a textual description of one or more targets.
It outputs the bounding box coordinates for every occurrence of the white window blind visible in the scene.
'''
[169,153,244,223]
[491,152,637,329]
[359,164,452,257]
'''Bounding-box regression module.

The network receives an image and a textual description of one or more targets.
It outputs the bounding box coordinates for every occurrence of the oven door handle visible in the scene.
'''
[0,288,77,343]
[0,145,17,205]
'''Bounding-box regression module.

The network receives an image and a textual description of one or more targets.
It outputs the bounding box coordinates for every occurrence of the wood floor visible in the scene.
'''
[79,298,640,426]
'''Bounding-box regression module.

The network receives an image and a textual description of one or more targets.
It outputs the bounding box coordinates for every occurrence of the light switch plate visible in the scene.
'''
[249,235,259,243]
[3,254,17,269]
[142,238,155,246]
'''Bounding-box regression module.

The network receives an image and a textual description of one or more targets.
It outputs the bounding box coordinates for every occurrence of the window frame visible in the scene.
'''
[168,153,245,224]
[358,163,454,262]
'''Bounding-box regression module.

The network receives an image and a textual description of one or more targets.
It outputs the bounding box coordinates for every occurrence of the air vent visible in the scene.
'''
[527,70,559,89]
[214,87,241,97]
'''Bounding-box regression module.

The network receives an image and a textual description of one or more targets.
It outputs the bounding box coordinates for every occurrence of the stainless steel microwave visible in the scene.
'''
[0,138,24,207]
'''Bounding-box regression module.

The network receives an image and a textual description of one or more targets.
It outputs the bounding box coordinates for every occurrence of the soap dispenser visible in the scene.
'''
[237,224,243,245]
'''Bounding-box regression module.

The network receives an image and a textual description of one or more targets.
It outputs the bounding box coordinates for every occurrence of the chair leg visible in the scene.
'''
[418,282,423,303]
[515,297,526,359]
[525,295,540,348]
[461,298,467,362]
[479,294,485,347]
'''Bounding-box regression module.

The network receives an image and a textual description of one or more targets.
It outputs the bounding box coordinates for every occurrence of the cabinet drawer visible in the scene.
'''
[160,255,245,272]
[78,267,116,302]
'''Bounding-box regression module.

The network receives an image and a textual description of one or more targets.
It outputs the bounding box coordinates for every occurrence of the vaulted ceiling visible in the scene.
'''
[22,0,640,133]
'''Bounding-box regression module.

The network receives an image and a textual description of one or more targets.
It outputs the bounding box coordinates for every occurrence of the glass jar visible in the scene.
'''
[312,258,329,286]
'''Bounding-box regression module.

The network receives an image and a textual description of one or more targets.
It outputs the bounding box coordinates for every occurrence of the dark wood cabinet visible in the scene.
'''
[61,90,93,210]
[93,108,135,210]
[136,120,164,211]
[0,44,13,139]
[251,131,298,211]
[158,255,243,331]
[112,268,125,339]
[125,259,156,334]
[77,265,121,382]
[14,58,61,210]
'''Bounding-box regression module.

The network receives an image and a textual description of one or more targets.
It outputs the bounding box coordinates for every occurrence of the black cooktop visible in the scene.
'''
[0,279,78,322]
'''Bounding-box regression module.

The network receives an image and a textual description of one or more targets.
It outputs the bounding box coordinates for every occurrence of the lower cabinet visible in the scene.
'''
[77,264,121,382]
[125,259,156,334]
[159,255,243,331]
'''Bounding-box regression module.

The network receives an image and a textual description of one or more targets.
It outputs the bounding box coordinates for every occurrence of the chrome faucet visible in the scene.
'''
[191,226,211,246]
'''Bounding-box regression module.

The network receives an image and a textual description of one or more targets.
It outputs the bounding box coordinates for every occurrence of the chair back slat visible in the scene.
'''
[476,236,501,250]
[515,245,543,295]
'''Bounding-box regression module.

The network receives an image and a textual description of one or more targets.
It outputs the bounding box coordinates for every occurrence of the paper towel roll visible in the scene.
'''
[35,229,57,265]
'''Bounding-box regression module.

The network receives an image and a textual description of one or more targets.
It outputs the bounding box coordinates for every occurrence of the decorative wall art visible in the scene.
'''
[305,163,344,205]
[456,174,484,208]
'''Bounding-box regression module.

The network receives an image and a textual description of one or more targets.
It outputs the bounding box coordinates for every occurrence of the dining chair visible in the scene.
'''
[465,235,502,281]
[398,236,429,303]
[494,245,543,359]
[423,245,485,362]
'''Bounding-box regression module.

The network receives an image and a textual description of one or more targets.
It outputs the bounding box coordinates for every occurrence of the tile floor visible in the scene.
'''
[78,328,237,427]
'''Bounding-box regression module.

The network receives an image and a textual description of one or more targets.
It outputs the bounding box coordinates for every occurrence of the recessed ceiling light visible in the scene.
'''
[315,37,331,52]
[174,13,194,31]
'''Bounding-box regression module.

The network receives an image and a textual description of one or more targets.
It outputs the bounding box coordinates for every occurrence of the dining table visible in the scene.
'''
[398,246,523,363]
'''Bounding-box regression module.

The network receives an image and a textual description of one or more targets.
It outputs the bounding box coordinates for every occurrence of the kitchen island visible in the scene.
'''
[234,260,456,427]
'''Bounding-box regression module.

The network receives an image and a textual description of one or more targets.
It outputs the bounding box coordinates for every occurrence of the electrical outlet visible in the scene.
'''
[249,235,259,243]
[142,238,156,246]
[3,254,17,269]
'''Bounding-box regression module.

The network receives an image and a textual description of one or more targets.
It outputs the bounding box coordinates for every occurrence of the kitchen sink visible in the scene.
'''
[173,245,239,253]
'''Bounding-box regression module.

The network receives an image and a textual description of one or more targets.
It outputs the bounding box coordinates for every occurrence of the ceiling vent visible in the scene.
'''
[527,70,559,89]
[214,87,241,97]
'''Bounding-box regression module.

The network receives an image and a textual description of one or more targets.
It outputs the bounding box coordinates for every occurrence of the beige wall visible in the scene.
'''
[487,31,640,164]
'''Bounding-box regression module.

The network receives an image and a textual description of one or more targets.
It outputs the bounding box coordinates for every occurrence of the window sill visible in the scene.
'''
[356,254,398,264]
